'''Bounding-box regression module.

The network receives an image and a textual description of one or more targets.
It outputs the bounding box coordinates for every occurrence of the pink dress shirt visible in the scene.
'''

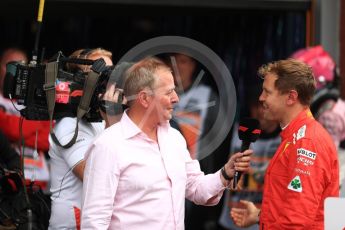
[81,112,226,229]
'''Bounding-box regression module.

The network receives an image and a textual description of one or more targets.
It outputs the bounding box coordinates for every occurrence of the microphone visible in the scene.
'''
[233,118,261,189]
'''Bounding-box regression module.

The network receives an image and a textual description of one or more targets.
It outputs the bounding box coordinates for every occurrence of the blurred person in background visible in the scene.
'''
[169,53,219,162]
[317,81,345,197]
[0,48,28,96]
[168,53,228,229]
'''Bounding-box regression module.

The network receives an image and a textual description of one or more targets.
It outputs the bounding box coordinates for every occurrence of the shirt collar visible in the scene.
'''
[121,110,171,139]
[121,110,142,139]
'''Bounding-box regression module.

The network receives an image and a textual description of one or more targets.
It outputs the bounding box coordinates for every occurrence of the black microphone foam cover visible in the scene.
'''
[232,118,262,189]
[238,118,261,143]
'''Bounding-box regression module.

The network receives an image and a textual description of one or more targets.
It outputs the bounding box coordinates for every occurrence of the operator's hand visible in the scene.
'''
[99,83,126,128]
[230,200,260,228]
[220,150,252,187]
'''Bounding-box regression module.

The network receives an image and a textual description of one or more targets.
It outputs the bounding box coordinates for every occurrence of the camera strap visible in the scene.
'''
[44,62,59,143]
[44,62,100,148]
[76,70,100,120]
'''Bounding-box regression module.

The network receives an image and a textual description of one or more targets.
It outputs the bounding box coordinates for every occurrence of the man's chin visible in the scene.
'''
[263,113,272,120]
[159,119,170,126]
[159,115,171,123]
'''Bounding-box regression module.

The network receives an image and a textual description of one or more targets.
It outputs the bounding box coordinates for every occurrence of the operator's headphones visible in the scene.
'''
[78,48,93,59]
[73,48,109,73]
[65,48,94,74]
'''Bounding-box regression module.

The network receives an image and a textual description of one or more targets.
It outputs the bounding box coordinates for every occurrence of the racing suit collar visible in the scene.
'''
[280,109,314,141]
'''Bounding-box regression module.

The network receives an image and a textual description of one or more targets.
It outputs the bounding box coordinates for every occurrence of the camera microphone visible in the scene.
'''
[233,118,261,189]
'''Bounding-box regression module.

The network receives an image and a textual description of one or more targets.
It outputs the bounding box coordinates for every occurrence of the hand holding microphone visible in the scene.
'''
[221,118,261,189]
[233,118,261,188]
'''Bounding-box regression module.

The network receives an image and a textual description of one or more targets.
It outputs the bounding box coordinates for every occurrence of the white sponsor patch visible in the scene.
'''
[297,157,314,166]
[288,175,303,192]
[297,148,316,160]
[295,168,311,176]
[296,125,306,140]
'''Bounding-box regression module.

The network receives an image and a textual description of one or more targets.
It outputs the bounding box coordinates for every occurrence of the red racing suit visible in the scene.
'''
[259,109,339,230]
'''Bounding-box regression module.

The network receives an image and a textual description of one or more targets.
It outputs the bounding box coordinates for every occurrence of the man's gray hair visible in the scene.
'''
[124,57,170,105]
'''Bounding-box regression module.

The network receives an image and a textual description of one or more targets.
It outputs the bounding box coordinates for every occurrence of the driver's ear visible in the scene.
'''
[286,90,298,105]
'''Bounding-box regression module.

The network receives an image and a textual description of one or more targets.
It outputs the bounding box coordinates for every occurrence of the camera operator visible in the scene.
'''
[48,48,124,230]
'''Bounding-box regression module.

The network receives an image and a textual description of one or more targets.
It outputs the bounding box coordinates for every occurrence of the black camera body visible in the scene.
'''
[3,56,116,122]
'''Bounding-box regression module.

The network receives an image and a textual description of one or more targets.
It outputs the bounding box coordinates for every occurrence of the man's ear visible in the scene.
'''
[286,90,298,105]
[137,91,151,108]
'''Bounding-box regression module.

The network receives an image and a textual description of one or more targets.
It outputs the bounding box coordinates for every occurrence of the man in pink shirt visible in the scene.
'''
[81,57,252,229]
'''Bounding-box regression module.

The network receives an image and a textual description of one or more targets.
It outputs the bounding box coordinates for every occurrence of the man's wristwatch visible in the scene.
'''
[221,166,232,181]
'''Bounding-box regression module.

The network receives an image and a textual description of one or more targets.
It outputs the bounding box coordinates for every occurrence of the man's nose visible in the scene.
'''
[259,93,264,102]
[171,91,179,104]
